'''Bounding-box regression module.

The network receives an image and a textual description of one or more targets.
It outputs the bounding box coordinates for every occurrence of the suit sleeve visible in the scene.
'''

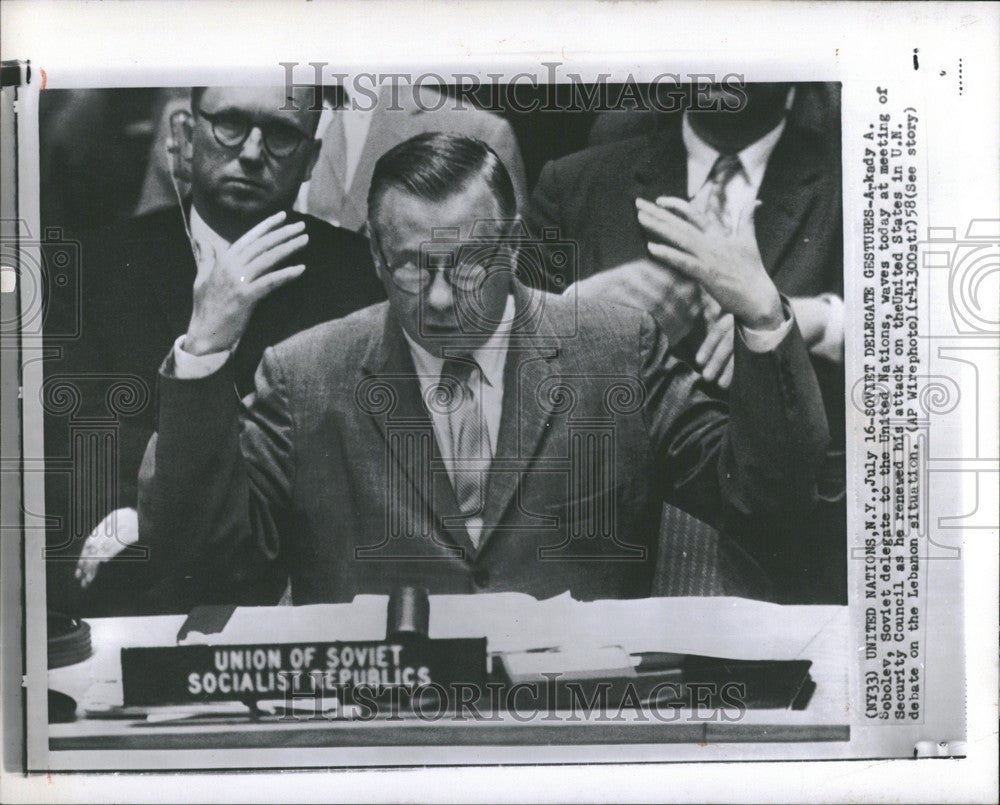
[641,305,830,535]
[137,345,295,590]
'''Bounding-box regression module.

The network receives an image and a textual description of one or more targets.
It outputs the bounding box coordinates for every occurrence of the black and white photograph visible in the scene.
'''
[36,73,850,751]
[1,2,996,802]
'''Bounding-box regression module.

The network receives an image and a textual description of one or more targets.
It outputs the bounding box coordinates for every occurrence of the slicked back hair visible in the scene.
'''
[367,132,517,226]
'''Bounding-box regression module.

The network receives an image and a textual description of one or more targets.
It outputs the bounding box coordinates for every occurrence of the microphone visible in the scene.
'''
[387,586,430,639]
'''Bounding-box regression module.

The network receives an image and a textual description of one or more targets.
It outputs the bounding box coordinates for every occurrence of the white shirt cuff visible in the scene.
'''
[738,314,794,353]
[172,334,230,379]
[811,293,845,363]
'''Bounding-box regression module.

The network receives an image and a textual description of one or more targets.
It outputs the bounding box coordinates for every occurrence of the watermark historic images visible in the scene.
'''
[1,7,996,801]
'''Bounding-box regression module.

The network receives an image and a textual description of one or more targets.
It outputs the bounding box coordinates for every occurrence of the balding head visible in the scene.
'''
[187,86,323,241]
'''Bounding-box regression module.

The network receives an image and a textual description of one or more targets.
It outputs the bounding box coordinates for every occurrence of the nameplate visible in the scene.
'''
[121,637,487,707]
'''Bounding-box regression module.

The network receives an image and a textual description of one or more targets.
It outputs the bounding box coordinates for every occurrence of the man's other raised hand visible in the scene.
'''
[184,211,308,356]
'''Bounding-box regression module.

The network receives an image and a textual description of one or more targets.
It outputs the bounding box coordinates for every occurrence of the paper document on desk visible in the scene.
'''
[500,645,638,683]
[429,591,578,652]
[574,597,845,660]
[177,593,844,663]
[178,596,389,645]
[430,594,845,660]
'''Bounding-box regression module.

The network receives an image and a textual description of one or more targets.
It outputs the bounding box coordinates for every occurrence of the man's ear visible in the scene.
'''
[167,109,195,182]
[301,137,323,184]
[505,213,525,253]
[362,223,386,279]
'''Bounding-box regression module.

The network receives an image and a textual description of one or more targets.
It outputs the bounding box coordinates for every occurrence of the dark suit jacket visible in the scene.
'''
[44,204,385,614]
[524,121,847,604]
[138,284,828,606]
[524,118,844,442]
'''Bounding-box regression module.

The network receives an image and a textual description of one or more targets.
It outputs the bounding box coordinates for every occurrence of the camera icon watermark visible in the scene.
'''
[408,219,578,342]
[0,219,82,343]
[922,219,999,338]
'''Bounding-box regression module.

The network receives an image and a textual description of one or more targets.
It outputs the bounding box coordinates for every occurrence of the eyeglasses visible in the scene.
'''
[371,231,512,295]
[196,109,310,159]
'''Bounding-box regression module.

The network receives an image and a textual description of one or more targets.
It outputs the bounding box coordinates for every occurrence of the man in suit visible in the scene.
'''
[46,85,385,615]
[524,82,845,602]
[135,84,528,231]
[304,83,528,230]
[586,82,842,165]
[136,133,828,605]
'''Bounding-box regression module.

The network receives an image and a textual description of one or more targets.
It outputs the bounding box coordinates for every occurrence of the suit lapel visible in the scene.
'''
[632,120,824,279]
[754,126,824,276]
[358,287,565,560]
[476,285,561,555]
[360,307,474,559]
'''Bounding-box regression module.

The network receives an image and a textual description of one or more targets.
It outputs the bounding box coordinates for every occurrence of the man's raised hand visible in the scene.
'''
[184,211,308,356]
[636,196,784,331]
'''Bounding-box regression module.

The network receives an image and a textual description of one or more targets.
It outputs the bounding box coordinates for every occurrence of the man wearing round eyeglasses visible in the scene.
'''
[367,208,520,355]
[138,132,830,605]
[56,85,384,615]
[188,87,321,241]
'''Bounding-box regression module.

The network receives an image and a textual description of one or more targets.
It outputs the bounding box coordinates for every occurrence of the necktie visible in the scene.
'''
[703,153,743,232]
[438,356,492,547]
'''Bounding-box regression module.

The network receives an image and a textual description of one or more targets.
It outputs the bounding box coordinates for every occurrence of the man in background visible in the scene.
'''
[46,85,385,615]
[135,83,528,231]
[524,82,845,602]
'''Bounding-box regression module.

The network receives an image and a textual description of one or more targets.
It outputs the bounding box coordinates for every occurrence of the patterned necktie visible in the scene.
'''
[703,153,743,232]
[438,356,492,547]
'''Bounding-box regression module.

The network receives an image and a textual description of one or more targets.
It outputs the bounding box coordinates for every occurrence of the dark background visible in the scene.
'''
[39,83,840,235]
[38,82,841,614]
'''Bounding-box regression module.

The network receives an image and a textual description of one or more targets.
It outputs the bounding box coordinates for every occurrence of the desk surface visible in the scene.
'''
[47,600,850,766]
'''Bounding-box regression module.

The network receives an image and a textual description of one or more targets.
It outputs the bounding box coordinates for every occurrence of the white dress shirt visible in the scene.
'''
[400,294,515,463]
[683,112,786,230]
[400,295,515,545]
[682,112,844,363]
